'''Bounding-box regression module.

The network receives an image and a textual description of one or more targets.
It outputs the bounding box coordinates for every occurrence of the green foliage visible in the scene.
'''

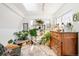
[35,19,44,25]
[8,39,13,44]
[14,28,37,40]
[40,31,51,45]
[0,43,5,56]
[29,28,37,37]
[14,30,28,40]
[8,39,17,44]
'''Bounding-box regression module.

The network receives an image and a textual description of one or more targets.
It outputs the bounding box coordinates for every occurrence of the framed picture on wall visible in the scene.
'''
[73,12,79,22]
[23,23,28,31]
[73,13,77,21]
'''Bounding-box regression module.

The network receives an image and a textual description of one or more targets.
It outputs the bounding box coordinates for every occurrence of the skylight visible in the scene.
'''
[23,3,38,11]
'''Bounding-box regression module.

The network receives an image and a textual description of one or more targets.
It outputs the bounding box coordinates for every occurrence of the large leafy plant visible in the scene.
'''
[14,30,28,40]
[29,28,37,37]
[39,31,51,46]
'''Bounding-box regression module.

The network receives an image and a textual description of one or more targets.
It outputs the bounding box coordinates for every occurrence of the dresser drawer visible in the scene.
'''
[50,31,78,56]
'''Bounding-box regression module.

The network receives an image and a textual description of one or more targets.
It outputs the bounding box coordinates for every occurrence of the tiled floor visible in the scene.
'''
[21,45,56,56]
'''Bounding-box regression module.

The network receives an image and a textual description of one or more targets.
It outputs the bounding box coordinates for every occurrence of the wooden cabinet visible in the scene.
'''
[50,31,78,56]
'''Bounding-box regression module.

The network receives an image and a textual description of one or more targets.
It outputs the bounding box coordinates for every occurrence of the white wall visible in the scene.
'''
[0,4,23,46]
[53,3,79,32]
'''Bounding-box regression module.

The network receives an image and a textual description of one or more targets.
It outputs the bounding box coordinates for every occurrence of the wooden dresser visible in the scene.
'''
[50,31,78,56]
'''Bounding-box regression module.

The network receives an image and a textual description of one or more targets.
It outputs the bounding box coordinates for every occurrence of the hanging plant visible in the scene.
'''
[35,19,44,25]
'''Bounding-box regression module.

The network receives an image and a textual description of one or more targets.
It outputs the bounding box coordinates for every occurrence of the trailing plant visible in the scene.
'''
[14,30,28,40]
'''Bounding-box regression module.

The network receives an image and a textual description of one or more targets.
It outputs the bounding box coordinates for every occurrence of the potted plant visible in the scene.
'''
[39,31,51,46]
[8,39,13,44]
[0,43,5,56]
[14,30,28,40]
[29,28,37,39]
[66,22,73,31]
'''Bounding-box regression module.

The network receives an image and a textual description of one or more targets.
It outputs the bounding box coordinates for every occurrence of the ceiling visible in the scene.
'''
[13,3,64,19]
